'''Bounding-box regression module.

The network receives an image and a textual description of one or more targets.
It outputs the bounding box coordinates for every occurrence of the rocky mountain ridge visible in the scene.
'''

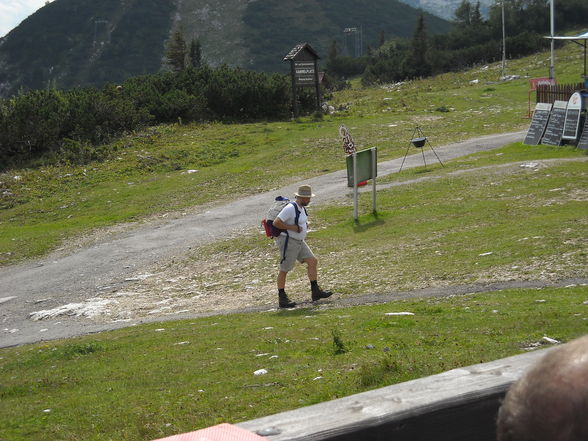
[400,0,495,19]
[0,0,451,97]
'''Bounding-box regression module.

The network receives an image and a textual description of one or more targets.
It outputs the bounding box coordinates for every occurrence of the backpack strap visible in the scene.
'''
[292,202,300,226]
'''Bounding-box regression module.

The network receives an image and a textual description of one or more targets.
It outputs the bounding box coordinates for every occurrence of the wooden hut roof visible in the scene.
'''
[283,43,320,61]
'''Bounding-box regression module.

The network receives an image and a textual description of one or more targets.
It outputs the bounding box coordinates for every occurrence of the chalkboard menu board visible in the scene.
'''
[562,92,583,140]
[541,100,568,146]
[524,103,552,145]
[563,109,581,139]
[577,117,588,150]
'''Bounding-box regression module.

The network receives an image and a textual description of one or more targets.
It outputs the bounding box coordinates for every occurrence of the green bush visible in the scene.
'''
[0,90,69,159]
[0,66,310,168]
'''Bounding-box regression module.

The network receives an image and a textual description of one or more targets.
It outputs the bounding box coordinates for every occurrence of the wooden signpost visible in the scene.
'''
[562,91,584,141]
[541,100,568,146]
[283,43,321,116]
[524,102,552,145]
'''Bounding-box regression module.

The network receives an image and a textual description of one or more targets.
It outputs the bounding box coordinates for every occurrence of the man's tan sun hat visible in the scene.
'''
[295,185,315,198]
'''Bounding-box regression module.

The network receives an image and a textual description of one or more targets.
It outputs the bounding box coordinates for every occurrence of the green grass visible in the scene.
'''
[1,286,586,441]
[3,40,587,265]
[381,141,585,184]
[329,155,586,283]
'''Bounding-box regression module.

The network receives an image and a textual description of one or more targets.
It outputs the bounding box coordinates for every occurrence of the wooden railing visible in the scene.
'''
[536,82,584,103]
[238,349,553,441]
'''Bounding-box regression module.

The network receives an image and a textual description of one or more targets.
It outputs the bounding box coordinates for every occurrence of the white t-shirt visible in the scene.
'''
[276,202,308,241]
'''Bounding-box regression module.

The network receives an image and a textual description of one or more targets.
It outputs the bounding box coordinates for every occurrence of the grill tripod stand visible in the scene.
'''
[399,126,444,172]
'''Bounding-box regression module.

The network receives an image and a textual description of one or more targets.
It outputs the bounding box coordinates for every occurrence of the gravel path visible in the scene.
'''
[2,130,557,348]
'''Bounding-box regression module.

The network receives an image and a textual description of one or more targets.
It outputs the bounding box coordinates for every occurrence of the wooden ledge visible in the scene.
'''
[238,348,554,441]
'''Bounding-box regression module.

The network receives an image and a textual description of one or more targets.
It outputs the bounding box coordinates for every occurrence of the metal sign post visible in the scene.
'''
[371,148,377,215]
[353,152,359,220]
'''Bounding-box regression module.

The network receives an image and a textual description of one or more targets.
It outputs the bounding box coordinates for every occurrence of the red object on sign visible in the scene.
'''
[152,423,269,441]
[529,77,556,90]
[527,77,557,118]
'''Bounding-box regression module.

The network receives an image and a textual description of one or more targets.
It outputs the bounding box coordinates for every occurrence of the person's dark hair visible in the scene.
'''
[496,335,588,441]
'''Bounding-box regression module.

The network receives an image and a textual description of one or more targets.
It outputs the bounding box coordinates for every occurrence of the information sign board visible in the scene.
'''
[294,61,316,87]
[524,103,552,145]
[541,100,568,146]
[577,118,588,150]
[346,148,377,187]
[345,148,378,220]
[562,92,583,140]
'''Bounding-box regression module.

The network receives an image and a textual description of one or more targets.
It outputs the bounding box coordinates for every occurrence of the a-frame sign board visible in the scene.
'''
[541,100,568,146]
[562,92,584,141]
[524,102,552,145]
[577,117,588,150]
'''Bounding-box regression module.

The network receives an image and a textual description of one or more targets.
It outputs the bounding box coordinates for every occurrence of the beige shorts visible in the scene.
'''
[276,235,315,272]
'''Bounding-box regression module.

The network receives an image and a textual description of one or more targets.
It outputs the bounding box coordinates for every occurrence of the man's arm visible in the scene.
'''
[273,216,301,233]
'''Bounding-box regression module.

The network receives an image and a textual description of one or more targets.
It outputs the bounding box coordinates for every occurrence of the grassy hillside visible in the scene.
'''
[1,142,587,439]
[0,43,586,441]
[1,41,586,266]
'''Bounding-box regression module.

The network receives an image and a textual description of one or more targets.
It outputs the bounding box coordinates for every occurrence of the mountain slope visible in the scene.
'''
[241,0,451,72]
[399,0,495,20]
[0,0,451,97]
[0,0,175,96]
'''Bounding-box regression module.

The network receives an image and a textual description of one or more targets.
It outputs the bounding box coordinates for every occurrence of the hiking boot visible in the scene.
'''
[311,286,333,302]
[279,292,297,308]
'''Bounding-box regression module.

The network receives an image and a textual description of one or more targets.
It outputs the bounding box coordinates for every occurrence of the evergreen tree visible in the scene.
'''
[454,0,472,26]
[403,13,432,79]
[188,38,202,68]
[165,30,187,72]
[471,2,483,26]
[326,39,338,75]
[328,39,338,64]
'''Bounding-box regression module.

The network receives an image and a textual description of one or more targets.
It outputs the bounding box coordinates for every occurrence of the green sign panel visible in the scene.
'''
[346,148,377,187]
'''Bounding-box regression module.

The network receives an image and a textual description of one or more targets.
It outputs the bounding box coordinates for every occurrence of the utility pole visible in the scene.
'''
[501,1,506,78]
[549,0,555,79]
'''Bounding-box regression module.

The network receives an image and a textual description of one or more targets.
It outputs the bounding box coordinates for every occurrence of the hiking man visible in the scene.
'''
[271,185,332,308]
